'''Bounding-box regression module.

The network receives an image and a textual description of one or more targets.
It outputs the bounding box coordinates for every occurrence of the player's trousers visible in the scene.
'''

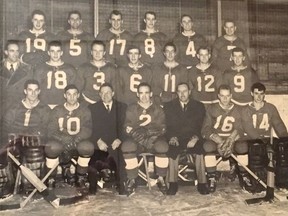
[121,136,169,180]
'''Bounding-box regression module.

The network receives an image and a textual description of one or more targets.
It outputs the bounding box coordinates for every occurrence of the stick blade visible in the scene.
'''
[245,197,273,205]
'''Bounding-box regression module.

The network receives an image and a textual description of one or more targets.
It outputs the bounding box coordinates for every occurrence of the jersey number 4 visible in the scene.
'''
[252,113,270,131]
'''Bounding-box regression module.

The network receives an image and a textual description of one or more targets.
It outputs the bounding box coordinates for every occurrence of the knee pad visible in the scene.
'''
[274,138,288,187]
[77,140,94,157]
[0,163,14,197]
[45,140,63,158]
[248,140,268,169]
[154,137,169,154]
[203,140,217,154]
[121,139,137,153]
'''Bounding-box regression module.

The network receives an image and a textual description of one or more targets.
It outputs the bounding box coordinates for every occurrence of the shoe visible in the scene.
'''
[125,179,136,197]
[115,182,126,195]
[197,183,210,195]
[62,164,76,186]
[239,172,253,192]
[47,177,56,190]
[76,173,89,189]
[167,182,178,195]
[101,169,112,182]
[207,173,217,193]
[228,163,238,182]
[157,176,168,195]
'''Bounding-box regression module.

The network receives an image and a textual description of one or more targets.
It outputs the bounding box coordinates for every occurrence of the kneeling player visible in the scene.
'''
[121,83,169,196]
[45,85,94,190]
[202,84,252,192]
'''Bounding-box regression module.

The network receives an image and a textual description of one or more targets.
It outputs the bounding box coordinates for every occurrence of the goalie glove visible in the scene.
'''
[130,127,148,146]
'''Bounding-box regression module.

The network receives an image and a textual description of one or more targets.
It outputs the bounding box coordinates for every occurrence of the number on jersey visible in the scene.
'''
[164,74,176,92]
[139,114,151,126]
[109,39,126,56]
[69,39,81,56]
[196,75,215,92]
[26,38,46,52]
[144,38,155,57]
[58,117,80,135]
[234,75,245,92]
[214,115,235,132]
[93,71,105,90]
[186,41,196,57]
[47,71,67,89]
[252,113,270,131]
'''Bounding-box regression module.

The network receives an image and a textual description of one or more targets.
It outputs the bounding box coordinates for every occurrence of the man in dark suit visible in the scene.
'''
[88,83,127,195]
[163,82,209,195]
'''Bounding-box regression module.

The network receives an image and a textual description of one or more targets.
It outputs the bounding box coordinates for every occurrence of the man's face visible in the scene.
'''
[144,13,156,29]
[5,44,19,63]
[91,44,105,61]
[32,14,45,31]
[48,46,63,62]
[128,48,141,64]
[164,45,176,62]
[251,89,265,103]
[232,51,245,66]
[109,14,123,31]
[224,22,236,36]
[137,86,152,104]
[100,86,114,104]
[24,84,40,102]
[218,89,232,107]
[177,84,190,103]
[64,88,79,106]
[197,49,210,64]
[181,16,193,31]
[68,13,82,29]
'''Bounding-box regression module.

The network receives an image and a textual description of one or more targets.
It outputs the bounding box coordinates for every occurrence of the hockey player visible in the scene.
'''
[88,83,127,195]
[222,47,259,106]
[241,82,288,191]
[212,19,249,72]
[202,84,252,192]
[173,15,207,69]
[45,84,94,189]
[96,10,133,67]
[163,82,209,195]
[117,46,153,105]
[34,40,78,108]
[78,40,118,104]
[57,10,95,68]
[133,11,167,66]
[2,79,50,194]
[152,42,188,105]
[121,82,169,196]
[188,46,222,105]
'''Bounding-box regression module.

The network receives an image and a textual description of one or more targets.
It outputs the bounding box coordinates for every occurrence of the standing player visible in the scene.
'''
[134,11,167,66]
[2,79,50,194]
[173,15,207,69]
[45,85,94,189]
[152,42,188,105]
[189,46,222,105]
[57,11,95,69]
[241,82,288,191]
[212,19,249,72]
[18,10,54,66]
[222,47,258,106]
[117,46,153,105]
[96,10,133,67]
[34,41,78,108]
[202,84,252,192]
[78,40,117,104]
[121,83,169,196]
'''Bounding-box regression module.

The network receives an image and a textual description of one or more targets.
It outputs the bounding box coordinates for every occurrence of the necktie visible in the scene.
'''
[183,104,187,112]
[106,104,110,112]
[10,64,14,72]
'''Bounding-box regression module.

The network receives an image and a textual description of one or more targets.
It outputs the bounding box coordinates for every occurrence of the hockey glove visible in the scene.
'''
[130,127,148,146]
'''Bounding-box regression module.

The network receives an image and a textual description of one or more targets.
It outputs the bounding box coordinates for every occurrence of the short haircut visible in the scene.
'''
[31,10,46,20]
[251,82,266,93]
[163,42,177,53]
[5,40,19,50]
[64,84,79,93]
[99,82,114,92]
[223,19,236,27]
[48,41,62,50]
[181,14,193,22]
[231,47,245,56]
[110,10,122,19]
[68,10,82,19]
[218,84,231,94]
[126,45,141,55]
[91,40,106,50]
[137,82,151,93]
[197,46,211,54]
[144,11,156,20]
[24,79,40,89]
[177,82,190,91]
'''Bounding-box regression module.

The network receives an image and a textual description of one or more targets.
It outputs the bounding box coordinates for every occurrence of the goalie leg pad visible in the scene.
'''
[0,163,14,198]
[274,139,288,188]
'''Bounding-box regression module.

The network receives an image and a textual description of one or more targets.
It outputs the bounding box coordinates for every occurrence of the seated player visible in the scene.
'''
[78,40,117,105]
[121,82,169,196]
[96,10,133,67]
[1,79,50,196]
[133,11,167,66]
[57,10,95,69]
[45,85,94,190]
[202,84,252,192]
[34,40,78,108]
[88,83,127,195]
[152,42,188,105]
[188,46,222,105]
[163,82,209,195]
[173,14,207,69]
[241,82,288,192]
[117,46,153,105]
[222,47,259,106]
